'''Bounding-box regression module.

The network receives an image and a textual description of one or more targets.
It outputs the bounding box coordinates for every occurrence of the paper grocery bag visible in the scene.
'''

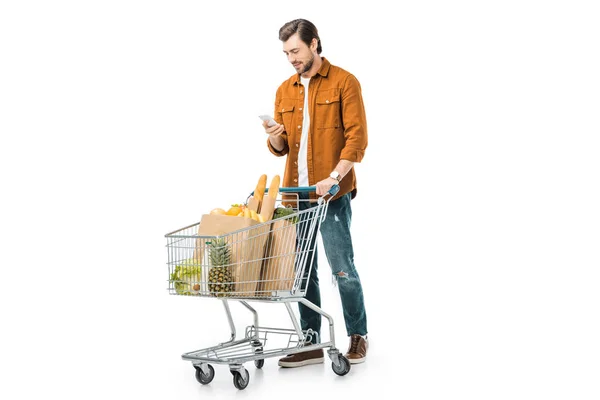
[194,214,270,297]
[257,218,297,295]
[247,196,260,213]
[259,196,276,222]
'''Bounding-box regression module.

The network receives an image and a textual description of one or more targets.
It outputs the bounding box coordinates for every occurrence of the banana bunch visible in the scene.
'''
[210,204,266,222]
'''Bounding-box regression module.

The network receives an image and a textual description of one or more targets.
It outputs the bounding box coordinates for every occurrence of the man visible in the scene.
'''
[262,19,369,367]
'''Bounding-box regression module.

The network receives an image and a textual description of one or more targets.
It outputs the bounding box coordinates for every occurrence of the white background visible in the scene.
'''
[1,1,599,399]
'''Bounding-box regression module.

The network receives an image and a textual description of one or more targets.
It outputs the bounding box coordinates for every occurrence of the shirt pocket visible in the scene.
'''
[277,102,295,131]
[315,89,341,129]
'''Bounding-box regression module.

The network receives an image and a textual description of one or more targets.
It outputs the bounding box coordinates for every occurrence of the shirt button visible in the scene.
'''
[300,90,303,94]
[298,125,301,129]
[295,143,299,147]
[299,107,303,111]
[294,179,298,183]
[294,161,297,165]
[325,99,330,103]
[281,108,285,112]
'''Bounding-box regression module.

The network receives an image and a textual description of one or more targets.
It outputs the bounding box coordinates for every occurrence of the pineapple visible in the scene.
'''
[208,238,234,297]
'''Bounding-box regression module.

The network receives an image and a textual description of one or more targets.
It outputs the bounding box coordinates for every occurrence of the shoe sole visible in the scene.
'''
[348,357,366,364]
[278,357,324,368]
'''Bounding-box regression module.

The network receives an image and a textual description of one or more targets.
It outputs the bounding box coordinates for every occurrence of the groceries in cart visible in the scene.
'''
[168,174,297,298]
[165,176,349,390]
[207,174,279,221]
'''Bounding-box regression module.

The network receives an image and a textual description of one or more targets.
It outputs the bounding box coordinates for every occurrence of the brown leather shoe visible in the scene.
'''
[345,334,368,364]
[278,347,324,368]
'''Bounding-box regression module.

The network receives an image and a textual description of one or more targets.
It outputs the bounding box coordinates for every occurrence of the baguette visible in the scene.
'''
[269,175,280,199]
[254,174,267,202]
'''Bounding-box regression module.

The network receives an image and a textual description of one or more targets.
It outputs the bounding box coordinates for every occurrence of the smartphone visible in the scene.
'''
[259,115,278,127]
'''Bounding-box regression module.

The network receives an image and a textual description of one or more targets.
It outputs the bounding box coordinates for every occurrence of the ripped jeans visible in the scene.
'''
[297,192,368,343]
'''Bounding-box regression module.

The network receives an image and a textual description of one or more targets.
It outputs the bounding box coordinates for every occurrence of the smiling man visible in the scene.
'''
[261,19,369,368]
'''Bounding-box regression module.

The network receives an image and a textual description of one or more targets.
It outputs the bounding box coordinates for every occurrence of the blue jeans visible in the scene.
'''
[297,192,368,343]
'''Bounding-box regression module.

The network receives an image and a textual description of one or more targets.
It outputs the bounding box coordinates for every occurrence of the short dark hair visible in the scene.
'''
[279,19,322,54]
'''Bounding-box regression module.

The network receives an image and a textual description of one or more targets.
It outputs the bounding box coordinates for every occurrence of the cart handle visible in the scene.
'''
[260,185,340,197]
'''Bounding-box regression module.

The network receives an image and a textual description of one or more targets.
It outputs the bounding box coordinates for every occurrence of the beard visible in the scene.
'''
[299,54,314,74]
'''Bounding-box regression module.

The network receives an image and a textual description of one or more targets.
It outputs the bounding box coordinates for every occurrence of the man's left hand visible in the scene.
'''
[315,177,338,196]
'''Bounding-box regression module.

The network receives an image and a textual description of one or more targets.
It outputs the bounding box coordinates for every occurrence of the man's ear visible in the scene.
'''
[311,38,318,51]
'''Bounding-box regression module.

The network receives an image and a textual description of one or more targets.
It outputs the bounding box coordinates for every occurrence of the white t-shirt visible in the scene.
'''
[298,76,311,187]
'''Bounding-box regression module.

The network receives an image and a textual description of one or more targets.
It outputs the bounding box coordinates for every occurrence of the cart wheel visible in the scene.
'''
[331,355,351,376]
[254,346,264,369]
[194,364,215,385]
[232,369,250,390]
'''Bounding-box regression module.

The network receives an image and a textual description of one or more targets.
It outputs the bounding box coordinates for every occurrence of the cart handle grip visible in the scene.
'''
[257,185,340,197]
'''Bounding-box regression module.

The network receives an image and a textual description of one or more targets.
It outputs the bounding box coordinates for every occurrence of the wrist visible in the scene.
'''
[269,135,284,152]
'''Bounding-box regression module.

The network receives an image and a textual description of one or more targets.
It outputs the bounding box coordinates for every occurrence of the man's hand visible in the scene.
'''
[315,177,338,196]
[263,120,285,152]
[263,120,284,137]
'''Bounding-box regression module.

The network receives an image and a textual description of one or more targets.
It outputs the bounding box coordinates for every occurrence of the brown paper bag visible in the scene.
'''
[247,196,260,213]
[194,214,270,297]
[257,218,297,295]
[259,196,277,222]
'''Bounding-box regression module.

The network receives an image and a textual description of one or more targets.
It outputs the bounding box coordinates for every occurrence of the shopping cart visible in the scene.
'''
[164,186,351,390]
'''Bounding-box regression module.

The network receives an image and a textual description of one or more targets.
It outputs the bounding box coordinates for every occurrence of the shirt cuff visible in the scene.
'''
[340,148,365,163]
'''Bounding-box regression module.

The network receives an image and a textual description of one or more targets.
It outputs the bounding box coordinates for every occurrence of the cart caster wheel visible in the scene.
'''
[254,346,264,369]
[194,364,215,384]
[232,369,250,390]
[331,355,351,376]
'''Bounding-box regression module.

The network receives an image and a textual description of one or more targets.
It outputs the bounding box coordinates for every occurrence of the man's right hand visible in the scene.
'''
[262,120,284,137]
[263,120,286,152]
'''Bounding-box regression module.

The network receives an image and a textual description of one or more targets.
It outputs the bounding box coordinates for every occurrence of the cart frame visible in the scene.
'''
[164,186,350,390]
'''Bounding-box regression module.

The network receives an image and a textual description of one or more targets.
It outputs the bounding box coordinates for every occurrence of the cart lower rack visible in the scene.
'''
[164,186,350,390]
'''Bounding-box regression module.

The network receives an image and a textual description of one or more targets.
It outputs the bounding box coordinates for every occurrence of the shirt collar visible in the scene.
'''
[294,57,331,85]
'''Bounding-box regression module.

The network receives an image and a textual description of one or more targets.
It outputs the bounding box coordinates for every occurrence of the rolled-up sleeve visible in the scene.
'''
[339,74,368,163]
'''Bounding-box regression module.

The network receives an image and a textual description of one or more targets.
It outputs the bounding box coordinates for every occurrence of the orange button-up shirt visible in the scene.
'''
[267,58,368,200]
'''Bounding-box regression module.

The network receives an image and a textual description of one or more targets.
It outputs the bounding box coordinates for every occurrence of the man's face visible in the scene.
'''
[283,33,315,75]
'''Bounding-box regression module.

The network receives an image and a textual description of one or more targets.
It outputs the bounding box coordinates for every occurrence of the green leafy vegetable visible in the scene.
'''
[170,259,202,295]
[272,207,299,223]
